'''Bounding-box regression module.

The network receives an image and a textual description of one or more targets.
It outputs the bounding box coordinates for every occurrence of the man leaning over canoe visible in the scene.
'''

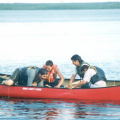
[67,54,107,90]
[2,66,48,86]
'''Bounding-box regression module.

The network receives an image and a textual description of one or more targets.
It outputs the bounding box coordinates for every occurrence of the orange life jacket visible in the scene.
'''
[43,64,57,83]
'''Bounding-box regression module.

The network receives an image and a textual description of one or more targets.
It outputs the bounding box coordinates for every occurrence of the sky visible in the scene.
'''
[0,0,120,3]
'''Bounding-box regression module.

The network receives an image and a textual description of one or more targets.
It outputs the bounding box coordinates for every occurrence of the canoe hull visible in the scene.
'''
[0,85,120,100]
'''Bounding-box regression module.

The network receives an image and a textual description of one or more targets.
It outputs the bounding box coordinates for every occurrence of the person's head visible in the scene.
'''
[38,68,47,80]
[71,54,83,66]
[81,65,89,73]
[45,60,53,72]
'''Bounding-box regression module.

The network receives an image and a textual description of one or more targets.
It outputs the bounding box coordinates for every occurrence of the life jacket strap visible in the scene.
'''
[88,66,97,73]
[28,66,36,71]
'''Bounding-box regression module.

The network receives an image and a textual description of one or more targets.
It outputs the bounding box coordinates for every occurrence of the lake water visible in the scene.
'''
[0,9,120,119]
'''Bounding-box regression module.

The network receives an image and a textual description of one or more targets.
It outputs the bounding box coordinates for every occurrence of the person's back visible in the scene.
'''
[18,66,40,86]
[88,66,107,88]
[2,66,40,86]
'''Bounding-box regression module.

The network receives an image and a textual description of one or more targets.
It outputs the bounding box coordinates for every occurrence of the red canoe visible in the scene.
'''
[0,84,120,100]
[0,74,120,100]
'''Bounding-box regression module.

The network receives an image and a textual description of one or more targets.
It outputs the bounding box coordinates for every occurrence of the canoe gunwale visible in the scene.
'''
[0,84,120,89]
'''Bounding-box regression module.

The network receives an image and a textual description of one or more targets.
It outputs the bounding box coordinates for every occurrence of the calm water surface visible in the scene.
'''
[0,9,120,119]
[0,98,120,120]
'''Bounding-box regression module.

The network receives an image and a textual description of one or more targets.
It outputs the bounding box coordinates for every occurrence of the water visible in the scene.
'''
[0,99,120,120]
[0,9,120,119]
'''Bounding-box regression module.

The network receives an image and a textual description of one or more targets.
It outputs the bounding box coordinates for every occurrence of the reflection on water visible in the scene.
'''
[0,98,120,120]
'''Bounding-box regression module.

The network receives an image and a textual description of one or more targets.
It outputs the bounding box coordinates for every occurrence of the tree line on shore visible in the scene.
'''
[0,2,120,10]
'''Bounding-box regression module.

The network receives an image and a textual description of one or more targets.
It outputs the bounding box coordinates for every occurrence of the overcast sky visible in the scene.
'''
[0,0,120,3]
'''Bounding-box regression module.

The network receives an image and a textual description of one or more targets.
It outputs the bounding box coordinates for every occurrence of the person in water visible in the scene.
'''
[2,66,47,86]
[42,60,64,88]
[66,54,90,88]
[68,65,107,90]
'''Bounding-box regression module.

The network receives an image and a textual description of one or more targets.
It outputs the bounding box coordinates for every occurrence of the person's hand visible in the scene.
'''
[32,82,37,86]
[2,80,6,84]
[68,86,74,90]
[54,85,59,88]
[65,85,70,88]
[45,84,51,88]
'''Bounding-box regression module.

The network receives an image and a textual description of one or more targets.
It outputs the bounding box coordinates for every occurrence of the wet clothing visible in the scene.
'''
[81,66,107,88]
[10,66,40,86]
[74,61,90,78]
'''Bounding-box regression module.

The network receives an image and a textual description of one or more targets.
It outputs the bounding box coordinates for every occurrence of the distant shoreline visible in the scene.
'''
[0,2,120,10]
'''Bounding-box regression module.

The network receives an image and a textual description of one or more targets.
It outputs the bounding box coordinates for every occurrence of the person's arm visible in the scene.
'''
[32,74,41,87]
[69,80,87,90]
[69,69,94,90]
[66,67,77,88]
[54,67,64,88]
[66,74,76,88]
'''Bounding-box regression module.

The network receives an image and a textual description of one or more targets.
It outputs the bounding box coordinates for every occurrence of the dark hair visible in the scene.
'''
[46,60,53,67]
[81,65,89,72]
[71,54,83,64]
[38,68,47,75]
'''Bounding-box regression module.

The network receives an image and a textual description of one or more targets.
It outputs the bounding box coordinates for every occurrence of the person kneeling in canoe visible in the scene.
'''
[2,66,47,86]
[42,60,64,88]
[66,54,90,88]
[68,65,107,90]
